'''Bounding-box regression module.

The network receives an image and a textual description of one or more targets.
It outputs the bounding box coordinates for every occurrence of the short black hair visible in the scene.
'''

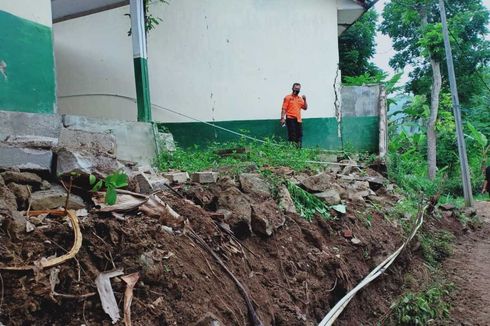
[292,83,301,88]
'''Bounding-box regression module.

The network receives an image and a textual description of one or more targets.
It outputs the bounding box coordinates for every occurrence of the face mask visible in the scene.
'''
[293,90,300,95]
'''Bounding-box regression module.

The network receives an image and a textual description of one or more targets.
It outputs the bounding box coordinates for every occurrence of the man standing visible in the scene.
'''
[280,83,308,147]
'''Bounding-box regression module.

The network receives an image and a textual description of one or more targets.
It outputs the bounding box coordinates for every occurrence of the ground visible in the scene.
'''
[445,201,490,325]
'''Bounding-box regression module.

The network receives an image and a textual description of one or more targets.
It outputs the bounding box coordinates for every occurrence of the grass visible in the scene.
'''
[156,138,339,174]
[390,282,453,325]
[418,230,455,268]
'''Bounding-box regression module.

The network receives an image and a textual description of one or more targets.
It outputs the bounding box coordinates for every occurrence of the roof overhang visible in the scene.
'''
[337,0,371,36]
[51,0,128,23]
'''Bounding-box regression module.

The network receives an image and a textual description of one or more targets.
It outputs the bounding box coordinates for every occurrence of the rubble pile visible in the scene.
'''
[0,136,459,325]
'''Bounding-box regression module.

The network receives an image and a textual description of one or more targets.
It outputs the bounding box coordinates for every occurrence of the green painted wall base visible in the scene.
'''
[159,116,379,152]
[0,11,55,113]
[134,57,152,122]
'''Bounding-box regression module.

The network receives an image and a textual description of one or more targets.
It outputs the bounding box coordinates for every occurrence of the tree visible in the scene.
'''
[339,10,381,80]
[381,0,490,180]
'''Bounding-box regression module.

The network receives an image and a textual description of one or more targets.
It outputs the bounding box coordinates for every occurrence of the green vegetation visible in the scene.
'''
[391,282,453,325]
[286,181,332,221]
[90,171,129,205]
[419,230,455,267]
[157,138,329,174]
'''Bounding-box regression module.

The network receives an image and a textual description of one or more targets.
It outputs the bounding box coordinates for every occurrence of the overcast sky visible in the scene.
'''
[372,0,490,81]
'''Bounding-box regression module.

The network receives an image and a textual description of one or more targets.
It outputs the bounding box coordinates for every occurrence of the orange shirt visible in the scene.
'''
[282,94,305,122]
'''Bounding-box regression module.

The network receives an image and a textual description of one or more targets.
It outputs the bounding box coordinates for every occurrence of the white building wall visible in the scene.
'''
[0,0,52,27]
[54,0,339,123]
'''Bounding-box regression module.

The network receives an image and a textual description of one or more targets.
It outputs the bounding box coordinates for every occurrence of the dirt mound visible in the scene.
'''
[0,166,449,325]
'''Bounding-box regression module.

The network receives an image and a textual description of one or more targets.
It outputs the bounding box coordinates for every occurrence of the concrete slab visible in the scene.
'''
[191,172,218,184]
[163,172,189,184]
[58,128,116,156]
[63,115,159,165]
[0,111,61,140]
[0,144,53,173]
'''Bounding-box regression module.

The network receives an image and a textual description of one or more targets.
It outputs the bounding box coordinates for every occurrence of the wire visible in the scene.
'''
[58,93,345,153]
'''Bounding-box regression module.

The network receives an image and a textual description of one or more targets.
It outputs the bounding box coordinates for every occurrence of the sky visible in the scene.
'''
[371,0,490,82]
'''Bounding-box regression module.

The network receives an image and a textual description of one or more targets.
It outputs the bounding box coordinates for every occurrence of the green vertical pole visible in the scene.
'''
[130,0,152,122]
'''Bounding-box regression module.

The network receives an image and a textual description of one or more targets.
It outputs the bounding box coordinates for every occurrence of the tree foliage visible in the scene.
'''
[380,0,490,105]
[339,10,381,80]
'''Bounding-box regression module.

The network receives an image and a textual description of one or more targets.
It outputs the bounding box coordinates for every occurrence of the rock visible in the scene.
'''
[40,180,51,190]
[440,203,456,211]
[163,172,189,184]
[1,171,42,187]
[351,238,362,245]
[463,206,477,217]
[314,189,341,205]
[348,191,368,203]
[3,135,58,149]
[340,160,358,175]
[362,176,387,191]
[30,186,85,210]
[239,173,271,198]
[156,132,176,152]
[56,148,123,176]
[0,144,53,173]
[251,200,285,236]
[342,229,353,239]
[133,172,169,194]
[7,183,31,210]
[193,313,224,326]
[301,172,335,193]
[0,185,18,210]
[277,184,297,214]
[0,175,4,187]
[58,128,116,156]
[191,172,219,184]
[1,211,27,239]
[217,176,238,189]
[348,181,370,192]
[217,187,252,238]
[367,195,385,205]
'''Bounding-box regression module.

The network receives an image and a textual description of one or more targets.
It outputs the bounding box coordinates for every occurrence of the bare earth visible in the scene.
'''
[444,201,490,325]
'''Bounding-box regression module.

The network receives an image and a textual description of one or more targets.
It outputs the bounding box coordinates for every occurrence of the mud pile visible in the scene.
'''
[0,160,447,325]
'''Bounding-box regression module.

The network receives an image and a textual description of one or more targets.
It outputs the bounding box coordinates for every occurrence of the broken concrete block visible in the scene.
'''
[58,128,116,156]
[30,186,85,210]
[1,171,42,187]
[217,187,252,238]
[277,184,297,214]
[156,132,176,152]
[301,172,336,193]
[3,135,58,149]
[314,189,341,206]
[163,172,189,184]
[0,144,53,173]
[7,183,31,210]
[251,200,285,236]
[56,148,122,176]
[133,172,169,194]
[239,173,271,198]
[191,172,219,184]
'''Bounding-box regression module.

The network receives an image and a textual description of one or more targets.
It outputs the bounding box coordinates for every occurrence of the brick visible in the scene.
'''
[191,172,218,184]
[163,172,189,184]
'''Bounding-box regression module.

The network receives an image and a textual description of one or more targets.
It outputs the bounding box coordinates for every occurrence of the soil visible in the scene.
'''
[444,200,490,325]
[0,169,476,326]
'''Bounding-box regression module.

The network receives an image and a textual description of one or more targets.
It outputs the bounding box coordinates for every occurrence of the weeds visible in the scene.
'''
[391,282,453,325]
[157,138,332,174]
[418,230,455,267]
[286,181,332,221]
[90,171,129,205]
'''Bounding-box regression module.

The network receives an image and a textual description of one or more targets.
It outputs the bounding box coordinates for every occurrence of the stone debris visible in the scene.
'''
[132,172,169,194]
[58,128,116,156]
[314,189,341,206]
[239,173,271,198]
[0,144,53,173]
[7,183,31,210]
[3,135,58,149]
[191,172,219,184]
[301,172,336,193]
[30,186,85,210]
[55,148,123,177]
[217,187,252,238]
[163,172,189,184]
[251,200,285,236]
[1,171,42,187]
[277,184,297,214]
